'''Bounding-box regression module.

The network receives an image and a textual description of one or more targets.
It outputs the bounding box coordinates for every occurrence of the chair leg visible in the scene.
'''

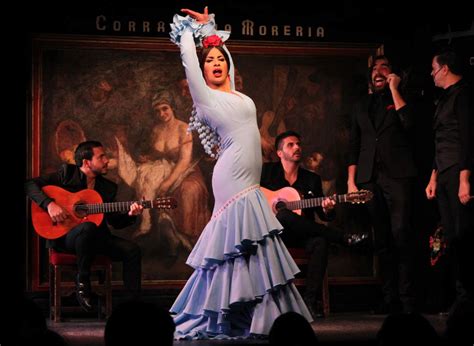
[53,266,61,322]
[49,265,54,321]
[97,269,104,319]
[105,264,112,318]
[322,271,330,317]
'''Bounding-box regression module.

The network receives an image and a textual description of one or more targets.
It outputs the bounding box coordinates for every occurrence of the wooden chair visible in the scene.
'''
[49,248,112,322]
[288,247,330,317]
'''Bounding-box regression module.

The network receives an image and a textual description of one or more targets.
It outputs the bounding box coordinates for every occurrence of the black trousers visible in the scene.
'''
[62,222,142,294]
[437,165,474,301]
[276,209,345,306]
[360,169,415,309]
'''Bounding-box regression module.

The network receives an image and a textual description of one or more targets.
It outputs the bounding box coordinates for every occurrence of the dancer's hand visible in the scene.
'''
[181,6,209,24]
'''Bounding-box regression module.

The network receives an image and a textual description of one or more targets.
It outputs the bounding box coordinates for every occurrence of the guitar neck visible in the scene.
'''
[286,194,348,211]
[81,200,152,214]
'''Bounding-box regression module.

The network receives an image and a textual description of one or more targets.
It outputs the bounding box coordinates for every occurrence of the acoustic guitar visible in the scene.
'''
[261,186,373,215]
[31,185,177,239]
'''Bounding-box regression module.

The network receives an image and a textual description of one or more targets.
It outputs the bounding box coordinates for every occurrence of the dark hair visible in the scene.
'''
[104,300,175,346]
[39,330,68,346]
[274,130,301,151]
[368,55,393,91]
[434,47,464,76]
[199,46,231,76]
[19,296,47,342]
[269,312,318,345]
[371,55,392,70]
[74,141,103,167]
[376,312,442,345]
[445,298,474,345]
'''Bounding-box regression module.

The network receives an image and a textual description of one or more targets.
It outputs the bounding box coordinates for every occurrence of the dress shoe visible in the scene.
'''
[315,300,325,318]
[76,276,93,312]
[344,232,369,246]
[304,298,324,319]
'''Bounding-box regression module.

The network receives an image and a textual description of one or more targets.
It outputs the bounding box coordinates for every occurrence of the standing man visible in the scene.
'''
[25,141,143,311]
[425,48,473,304]
[347,55,417,313]
[261,130,367,318]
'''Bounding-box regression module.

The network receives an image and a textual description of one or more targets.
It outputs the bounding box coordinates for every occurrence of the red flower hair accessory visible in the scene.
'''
[203,35,223,48]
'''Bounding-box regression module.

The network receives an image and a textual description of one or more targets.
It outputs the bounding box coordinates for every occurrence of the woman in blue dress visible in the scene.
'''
[169,7,312,339]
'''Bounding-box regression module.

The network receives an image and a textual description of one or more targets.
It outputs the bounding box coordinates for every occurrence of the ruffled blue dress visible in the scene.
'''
[169,14,312,339]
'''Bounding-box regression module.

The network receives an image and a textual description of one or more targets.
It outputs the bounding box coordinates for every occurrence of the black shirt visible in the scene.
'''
[260,161,333,222]
[433,79,473,172]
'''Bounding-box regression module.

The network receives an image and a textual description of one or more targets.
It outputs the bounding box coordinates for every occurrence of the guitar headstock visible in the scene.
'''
[152,197,178,210]
[347,190,373,204]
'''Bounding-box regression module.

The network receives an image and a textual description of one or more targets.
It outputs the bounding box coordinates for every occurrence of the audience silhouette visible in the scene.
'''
[40,329,69,345]
[376,312,442,346]
[269,311,318,345]
[19,295,468,345]
[445,298,474,345]
[18,296,68,345]
[19,296,47,341]
[104,300,175,346]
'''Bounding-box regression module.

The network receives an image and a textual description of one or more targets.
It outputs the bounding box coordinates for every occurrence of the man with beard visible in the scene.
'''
[347,55,417,314]
[25,141,143,312]
[261,130,368,318]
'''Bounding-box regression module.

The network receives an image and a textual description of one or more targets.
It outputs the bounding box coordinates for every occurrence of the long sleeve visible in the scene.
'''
[170,14,231,110]
[179,30,212,109]
[396,104,414,130]
[24,164,73,210]
[455,86,473,170]
[348,111,361,166]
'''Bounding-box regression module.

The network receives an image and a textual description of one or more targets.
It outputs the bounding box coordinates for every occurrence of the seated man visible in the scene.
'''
[25,140,143,311]
[260,130,367,318]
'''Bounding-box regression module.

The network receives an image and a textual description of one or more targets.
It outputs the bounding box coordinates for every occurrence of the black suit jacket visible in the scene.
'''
[348,93,417,184]
[433,79,473,173]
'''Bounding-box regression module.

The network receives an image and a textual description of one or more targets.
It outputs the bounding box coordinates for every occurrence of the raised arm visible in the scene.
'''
[170,7,231,109]
[181,7,235,90]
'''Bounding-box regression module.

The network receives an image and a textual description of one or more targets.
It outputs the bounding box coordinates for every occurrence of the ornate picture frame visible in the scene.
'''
[29,34,381,290]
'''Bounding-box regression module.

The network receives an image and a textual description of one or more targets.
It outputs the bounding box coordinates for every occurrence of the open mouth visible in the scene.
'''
[213,68,223,77]
[373,76,386,88]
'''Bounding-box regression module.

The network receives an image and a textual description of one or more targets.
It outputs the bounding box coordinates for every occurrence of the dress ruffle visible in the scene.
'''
[170,186,312,339]
[170,13,230,48]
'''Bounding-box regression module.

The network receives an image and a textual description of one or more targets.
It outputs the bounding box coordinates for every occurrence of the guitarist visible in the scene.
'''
[261,131,367,318]
[25,141,143,312]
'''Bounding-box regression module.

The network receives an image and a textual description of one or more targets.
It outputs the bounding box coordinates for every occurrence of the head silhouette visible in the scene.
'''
[376,312,441,346]
[104,300,175,346]
[269,312,318,345]
[445,298,474,345]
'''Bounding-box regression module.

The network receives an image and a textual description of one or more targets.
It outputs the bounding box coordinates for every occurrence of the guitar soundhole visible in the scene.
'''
[275,201,287,211]
[74,202,88,218]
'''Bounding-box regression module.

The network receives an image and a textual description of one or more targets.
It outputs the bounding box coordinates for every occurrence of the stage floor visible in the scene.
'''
[48,312,448,346]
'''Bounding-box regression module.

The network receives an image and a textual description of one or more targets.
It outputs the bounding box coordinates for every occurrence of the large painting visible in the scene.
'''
[30,34,381,290]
